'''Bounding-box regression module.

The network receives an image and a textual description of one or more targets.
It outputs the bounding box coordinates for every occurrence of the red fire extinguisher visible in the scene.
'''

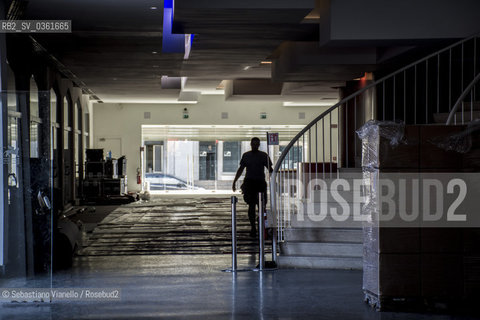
[136,168,141,185]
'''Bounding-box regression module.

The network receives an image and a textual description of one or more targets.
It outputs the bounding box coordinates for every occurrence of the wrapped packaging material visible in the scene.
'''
[364,227,421,254]
[357,120,404,168]
[357,121,420,169]
[359,121,479,307]
[428,120,480,153]
[361,168,379,225]
[419,122,480,170]
[363,250,421,297]
[460,120,480,170]
[356,120,405,147]
[420,125,466,170]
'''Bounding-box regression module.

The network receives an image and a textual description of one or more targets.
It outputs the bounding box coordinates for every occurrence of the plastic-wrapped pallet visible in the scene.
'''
[357,120,422,310]
[358,120,480,311]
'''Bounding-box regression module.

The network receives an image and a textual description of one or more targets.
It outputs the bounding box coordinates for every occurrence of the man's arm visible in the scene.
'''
[232,165,245,192]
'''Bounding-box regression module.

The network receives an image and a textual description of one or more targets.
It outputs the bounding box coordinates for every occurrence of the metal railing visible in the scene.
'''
[446,72,480,125]
[270,33,480,243]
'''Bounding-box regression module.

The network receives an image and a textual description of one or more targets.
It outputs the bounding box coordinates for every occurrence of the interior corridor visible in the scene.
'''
[1,196,479,319]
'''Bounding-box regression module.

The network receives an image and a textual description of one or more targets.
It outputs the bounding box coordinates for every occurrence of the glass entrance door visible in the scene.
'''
[199,141,216,181]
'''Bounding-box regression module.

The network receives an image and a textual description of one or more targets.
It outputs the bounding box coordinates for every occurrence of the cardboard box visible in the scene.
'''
[362,125,420,170]
[463,229,480,254]
[419,125,465,170]
[421,254,463,297]
[421,228,463,253]
[363,250,421,297]
[462,130,480,170]
[363,227,420,254]
[464,255,480,298]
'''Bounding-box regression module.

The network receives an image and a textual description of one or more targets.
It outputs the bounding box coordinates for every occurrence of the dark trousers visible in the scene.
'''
[241,178,267,230]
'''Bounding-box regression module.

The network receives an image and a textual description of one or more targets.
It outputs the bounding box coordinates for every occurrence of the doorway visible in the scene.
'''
[199,141,216,181]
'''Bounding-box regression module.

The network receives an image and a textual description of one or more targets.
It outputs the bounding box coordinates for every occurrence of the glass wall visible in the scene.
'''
[145,142,164,173]
[30,76,40,158]
[1,75,54,289]
[199,141,216,181]
[222,141,241,173]
[140,125,306,193]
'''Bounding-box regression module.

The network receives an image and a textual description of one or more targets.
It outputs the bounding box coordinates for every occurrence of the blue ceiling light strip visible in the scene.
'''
[162,0,194,58]
[164,0,173,9]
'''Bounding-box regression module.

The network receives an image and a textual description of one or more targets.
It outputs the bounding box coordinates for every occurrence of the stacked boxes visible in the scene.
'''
[86,161,105,178]
[117,156,127,177]
[83,149,128,199]
[105,159,118,179]
[359,121,480,310]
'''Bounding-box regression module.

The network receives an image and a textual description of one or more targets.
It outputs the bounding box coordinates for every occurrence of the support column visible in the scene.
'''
[17,83,34,277]
[338,77,375,168]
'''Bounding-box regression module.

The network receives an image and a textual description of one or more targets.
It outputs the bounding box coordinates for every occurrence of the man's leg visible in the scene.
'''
[248,202,256,237]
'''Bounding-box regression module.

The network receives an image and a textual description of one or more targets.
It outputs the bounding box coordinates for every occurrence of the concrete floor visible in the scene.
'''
[2,254,479,319]
[78,196,263,255]
[1,196,479,319]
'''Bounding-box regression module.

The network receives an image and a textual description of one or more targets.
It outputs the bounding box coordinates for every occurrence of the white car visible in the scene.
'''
[145,173,204,190]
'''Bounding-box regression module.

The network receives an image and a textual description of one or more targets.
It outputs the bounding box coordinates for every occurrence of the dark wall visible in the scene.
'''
[4,34,88,276]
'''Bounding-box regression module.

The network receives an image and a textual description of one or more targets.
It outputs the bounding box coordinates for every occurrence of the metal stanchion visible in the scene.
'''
[223,196,251,273]
[223,196,238,272]
[258,192,265,271]
[231,196,238,272]
[254,192,278,272]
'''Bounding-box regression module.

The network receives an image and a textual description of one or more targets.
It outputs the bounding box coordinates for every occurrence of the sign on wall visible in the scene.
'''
[267,132,279,145]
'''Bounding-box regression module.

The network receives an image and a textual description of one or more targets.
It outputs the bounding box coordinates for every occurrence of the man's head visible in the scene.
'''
[250,137,260,151]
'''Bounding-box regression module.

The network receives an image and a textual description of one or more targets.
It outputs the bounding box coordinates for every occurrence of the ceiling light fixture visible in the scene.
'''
[260,61,272,64]
[243,66,251,71]
[150,6,158,10]
[152,51,158,54]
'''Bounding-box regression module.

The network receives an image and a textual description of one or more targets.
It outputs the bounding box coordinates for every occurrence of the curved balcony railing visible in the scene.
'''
[270,33,480,243]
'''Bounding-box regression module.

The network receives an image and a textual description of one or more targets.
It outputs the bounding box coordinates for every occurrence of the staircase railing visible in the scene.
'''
[446,72,480,125]
[271,33,480,243]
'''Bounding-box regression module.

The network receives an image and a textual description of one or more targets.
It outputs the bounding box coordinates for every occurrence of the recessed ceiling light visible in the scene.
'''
[243,66,251,70]
[260,61,272,64]
[152,51,158,54]
[150,6,158,10]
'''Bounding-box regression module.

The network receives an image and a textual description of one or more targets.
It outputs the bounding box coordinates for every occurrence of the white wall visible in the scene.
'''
[93,95,332,191]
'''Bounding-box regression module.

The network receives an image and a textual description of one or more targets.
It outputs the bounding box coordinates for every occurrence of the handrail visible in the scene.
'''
[270,32,480,244]
[446,72,480,125]
[271,32,480,182]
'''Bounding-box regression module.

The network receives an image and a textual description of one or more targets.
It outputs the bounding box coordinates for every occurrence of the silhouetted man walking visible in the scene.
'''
[232,137,273,238]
